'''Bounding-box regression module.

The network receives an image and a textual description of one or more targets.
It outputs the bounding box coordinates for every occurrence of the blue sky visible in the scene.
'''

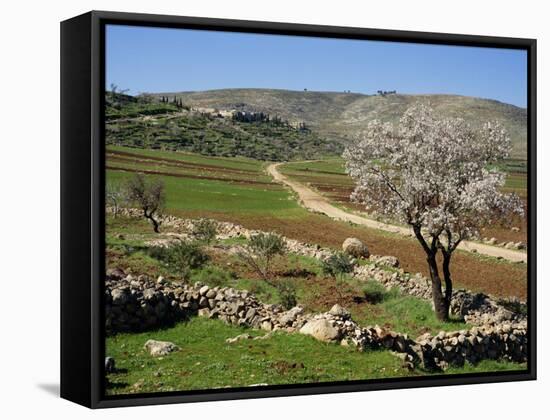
[106,24,527,108]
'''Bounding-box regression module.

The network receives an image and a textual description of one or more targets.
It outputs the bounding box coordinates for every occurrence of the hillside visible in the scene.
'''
[149,89,527,159]
[105,93,341,161]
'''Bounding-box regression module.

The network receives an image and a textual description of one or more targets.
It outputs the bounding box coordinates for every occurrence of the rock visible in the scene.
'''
[198,308,210,317]
[199,285,210,296]
[156,276,166,285]
[111,288,128,304]
[504,242,516,249]
[245,308,257,321]
[515,242,526,250]
[105,357,115,373]
[144,339,180,356]
[487,237,498,245]
[373,255,400,268]
[107,267,126,280]
[225,333,252,344]
[511,227,520,232]
[278,306,304,325]
[253,332,274,340]
[261,320,273,331]
[342,238,370,258]
[300,319,341,342]
[328,304,350,318]
[143,288,155,300]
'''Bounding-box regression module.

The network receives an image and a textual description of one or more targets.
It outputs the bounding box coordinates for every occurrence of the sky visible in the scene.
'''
[106,24,527,108]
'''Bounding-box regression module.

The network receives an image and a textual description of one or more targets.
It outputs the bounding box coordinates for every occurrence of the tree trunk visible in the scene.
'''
[143,209,160,233]
[426,255,450,321]
[149,216,160,233]
[442,252,453,316]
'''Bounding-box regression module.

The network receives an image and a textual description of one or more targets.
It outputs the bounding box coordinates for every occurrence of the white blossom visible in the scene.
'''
[343,104,524,252]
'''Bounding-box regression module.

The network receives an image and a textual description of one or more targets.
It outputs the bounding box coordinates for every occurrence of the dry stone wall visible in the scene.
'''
[105,270,527,370]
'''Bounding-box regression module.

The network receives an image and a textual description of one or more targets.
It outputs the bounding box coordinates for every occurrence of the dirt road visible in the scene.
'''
[267,162,527,263]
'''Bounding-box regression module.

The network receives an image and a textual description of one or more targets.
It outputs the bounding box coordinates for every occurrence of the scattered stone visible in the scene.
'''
[225,333,252,344]
[328,304,350,318]
[300,319,341,343]
[342,237,370,258]
[144,340,180,357]
[372,255,400,268]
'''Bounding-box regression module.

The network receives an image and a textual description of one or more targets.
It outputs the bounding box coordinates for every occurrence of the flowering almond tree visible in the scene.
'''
[343,104,523,321]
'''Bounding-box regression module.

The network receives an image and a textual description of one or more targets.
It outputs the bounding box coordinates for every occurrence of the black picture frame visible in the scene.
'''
[60,10,537,409]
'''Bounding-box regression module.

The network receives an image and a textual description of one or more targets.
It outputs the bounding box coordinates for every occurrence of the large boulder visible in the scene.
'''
[299,319,341,342]
[144,339,180,357]
[342,238,370,258]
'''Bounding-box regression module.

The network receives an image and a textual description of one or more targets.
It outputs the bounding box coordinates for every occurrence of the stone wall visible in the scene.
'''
[105,270,527,371]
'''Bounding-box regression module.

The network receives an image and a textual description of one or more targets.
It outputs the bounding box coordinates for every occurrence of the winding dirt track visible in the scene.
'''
[267,162,527,263]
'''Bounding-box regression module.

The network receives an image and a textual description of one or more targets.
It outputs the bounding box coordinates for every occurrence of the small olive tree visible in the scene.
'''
[191,219,218,244]
[124,174,166,233]
[343,104,523,321]
[322,252,355,301]
[237,232,287,285]
[106,181,126,217]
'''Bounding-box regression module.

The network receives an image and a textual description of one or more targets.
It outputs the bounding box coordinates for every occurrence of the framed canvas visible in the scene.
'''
[60,10,536,408]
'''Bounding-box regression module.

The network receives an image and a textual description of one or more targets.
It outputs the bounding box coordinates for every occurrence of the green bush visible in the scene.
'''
[149,241,209,279]
[275,279,298,309]
[191,219,218,244]
[361,280,398,304]
[322,252,355,277]
[237,233,287,282]
[190,265,235,288]
[361,280,386,303]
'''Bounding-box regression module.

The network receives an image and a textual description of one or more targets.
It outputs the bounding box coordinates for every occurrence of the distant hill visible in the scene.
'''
[148,89,527,159]
[105,93,341,161]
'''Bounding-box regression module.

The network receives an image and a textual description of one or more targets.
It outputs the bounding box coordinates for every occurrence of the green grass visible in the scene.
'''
[352,281,465,338]
[108,145,264,171]
[107,169,301,216]
[105,317,525,395]
[106,216,468,337]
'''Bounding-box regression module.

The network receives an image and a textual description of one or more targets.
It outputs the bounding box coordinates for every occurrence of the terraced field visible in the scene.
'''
[106,146,527,299]
[279,158,528,245]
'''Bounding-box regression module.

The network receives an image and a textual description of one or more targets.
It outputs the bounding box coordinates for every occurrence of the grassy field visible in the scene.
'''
[106,147,527,299]
[107,215,468,337]
[105,317,525,395]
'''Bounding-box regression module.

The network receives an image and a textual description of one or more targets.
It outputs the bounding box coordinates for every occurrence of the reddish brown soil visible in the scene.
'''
[173,209,527,300]
[106,165,276,187]
[107,150,258,174]
[301,175,528,245]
